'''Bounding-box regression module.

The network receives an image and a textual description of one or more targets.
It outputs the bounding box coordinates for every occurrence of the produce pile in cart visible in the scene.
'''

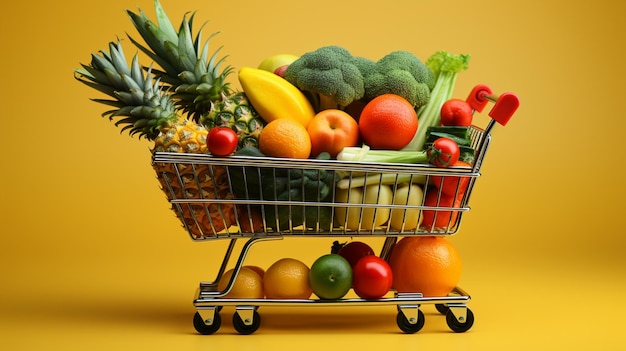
[75,0,519,335]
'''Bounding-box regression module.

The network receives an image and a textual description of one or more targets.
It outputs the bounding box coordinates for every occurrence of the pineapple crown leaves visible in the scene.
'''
[126,0,234,122]
[74,40,180,141]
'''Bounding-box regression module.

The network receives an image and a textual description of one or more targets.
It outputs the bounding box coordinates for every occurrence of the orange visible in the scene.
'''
[388,236,462,297]
[307,109,360,158]
[217,266,264,299]
[244,265,266,279]
[259,118,312,159]
[263,258,313,299]
[358,94,418,150]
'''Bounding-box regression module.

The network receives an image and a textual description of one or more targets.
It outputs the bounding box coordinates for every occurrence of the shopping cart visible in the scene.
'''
[153,84,519,335]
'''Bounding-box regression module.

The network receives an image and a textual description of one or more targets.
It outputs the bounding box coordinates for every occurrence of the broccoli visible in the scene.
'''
[363,50,435,108]
[284,46,366,112]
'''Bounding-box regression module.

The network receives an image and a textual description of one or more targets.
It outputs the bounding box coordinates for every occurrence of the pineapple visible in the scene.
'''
[126,0,265,148]
[75,41,258,238]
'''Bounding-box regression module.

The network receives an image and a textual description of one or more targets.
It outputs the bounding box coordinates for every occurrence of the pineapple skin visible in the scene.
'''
[75,40,261,239]
[202,92,265,149]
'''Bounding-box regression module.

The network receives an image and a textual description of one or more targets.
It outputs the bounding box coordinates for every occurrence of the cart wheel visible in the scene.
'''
[193,311,222,335]
[435,303,449,314]
[233,310,261,335]
[446,308,474,333]
[396,309,425,334]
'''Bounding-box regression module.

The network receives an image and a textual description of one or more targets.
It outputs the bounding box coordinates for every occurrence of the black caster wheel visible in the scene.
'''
[193,311,222,335]
[446,308,474,333]
[435,303,449,314]
[233,310,261,335]
[396,309,425,334]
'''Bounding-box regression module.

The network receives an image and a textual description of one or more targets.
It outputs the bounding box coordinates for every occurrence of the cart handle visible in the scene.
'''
[466,84,520,126]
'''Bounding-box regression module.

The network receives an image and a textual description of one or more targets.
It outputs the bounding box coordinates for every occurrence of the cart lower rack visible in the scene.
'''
[152,85,519,334]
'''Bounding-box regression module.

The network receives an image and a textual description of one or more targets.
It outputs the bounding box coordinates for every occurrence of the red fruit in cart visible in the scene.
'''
[307,109,360,158]
[352,255,393,299]
[217,267,264,299]
[420,187,461,230]
[358,94,418,150]
[334,241,375,268]
[427,137,460,167]
[429,160,472,197]
[388,236,462,297]
[207,127,238,156]
[309,254,353,300]
[440,98,473,126]
[263,258,312,299]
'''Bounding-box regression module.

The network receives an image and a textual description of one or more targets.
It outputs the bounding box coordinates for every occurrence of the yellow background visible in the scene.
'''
[1,0,625,349]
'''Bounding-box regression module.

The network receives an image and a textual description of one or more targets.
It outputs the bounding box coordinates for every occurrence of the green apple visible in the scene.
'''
[257,54,300,73]
[309,254,353,300]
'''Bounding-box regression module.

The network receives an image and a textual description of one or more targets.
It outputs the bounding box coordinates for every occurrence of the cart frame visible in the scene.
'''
[152,85,519,334]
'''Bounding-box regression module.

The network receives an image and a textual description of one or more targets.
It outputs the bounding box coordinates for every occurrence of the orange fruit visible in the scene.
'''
[358,94,418,150]
[244,265,266,279]
[388,236,462,297]
[217,266,264,299]
[307,109,360,158]
[259,118,312,159]
[263,258,313,299]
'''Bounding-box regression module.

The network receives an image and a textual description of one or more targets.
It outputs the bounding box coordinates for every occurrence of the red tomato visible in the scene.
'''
[421,187,461,229]
[427,138,460,167]
[336,241,375,268]
[440,98,473,126]
[207,127,238,156]
[352,255,393,299]
[430,160,471,197]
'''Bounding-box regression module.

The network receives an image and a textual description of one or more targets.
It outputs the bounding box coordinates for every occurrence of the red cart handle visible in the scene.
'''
[466,84,520,126]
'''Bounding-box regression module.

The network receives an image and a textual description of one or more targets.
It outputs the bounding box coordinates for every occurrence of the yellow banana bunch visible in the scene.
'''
[238,67,315,127]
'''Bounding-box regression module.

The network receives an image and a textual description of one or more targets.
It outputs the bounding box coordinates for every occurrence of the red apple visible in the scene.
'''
[306,109,360,158]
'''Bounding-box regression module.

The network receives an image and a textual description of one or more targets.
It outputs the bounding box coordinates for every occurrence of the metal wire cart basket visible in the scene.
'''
[153,84,520,335]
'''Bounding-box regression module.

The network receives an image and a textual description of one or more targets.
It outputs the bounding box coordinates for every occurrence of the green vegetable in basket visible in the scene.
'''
[403,51,471,151]
[283,46,366,112]
[361,50,435,108]
[229,146,338,231]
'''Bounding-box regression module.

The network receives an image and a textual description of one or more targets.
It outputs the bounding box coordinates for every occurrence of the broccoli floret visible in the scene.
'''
[363,50,435,108]
[284,46,365,112]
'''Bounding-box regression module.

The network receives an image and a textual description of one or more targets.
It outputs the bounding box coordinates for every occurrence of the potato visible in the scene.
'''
[335,184,392,230]
[334,187,363,230]
[389,184,424,231]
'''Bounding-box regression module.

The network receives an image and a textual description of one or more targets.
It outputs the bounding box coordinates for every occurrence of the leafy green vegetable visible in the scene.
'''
[403,51,470,151]
[229,146,337,231]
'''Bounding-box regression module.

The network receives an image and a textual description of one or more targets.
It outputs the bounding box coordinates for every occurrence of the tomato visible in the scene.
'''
[421,187,461,229]
[207,127,238,156]
[335,241,375,268]
[352,255,393,299]
[440,98,473,126]
[427,137,460,167]
[430,160,471,197]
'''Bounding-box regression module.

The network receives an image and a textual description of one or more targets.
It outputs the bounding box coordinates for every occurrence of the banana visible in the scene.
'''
[238,67,315,127]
